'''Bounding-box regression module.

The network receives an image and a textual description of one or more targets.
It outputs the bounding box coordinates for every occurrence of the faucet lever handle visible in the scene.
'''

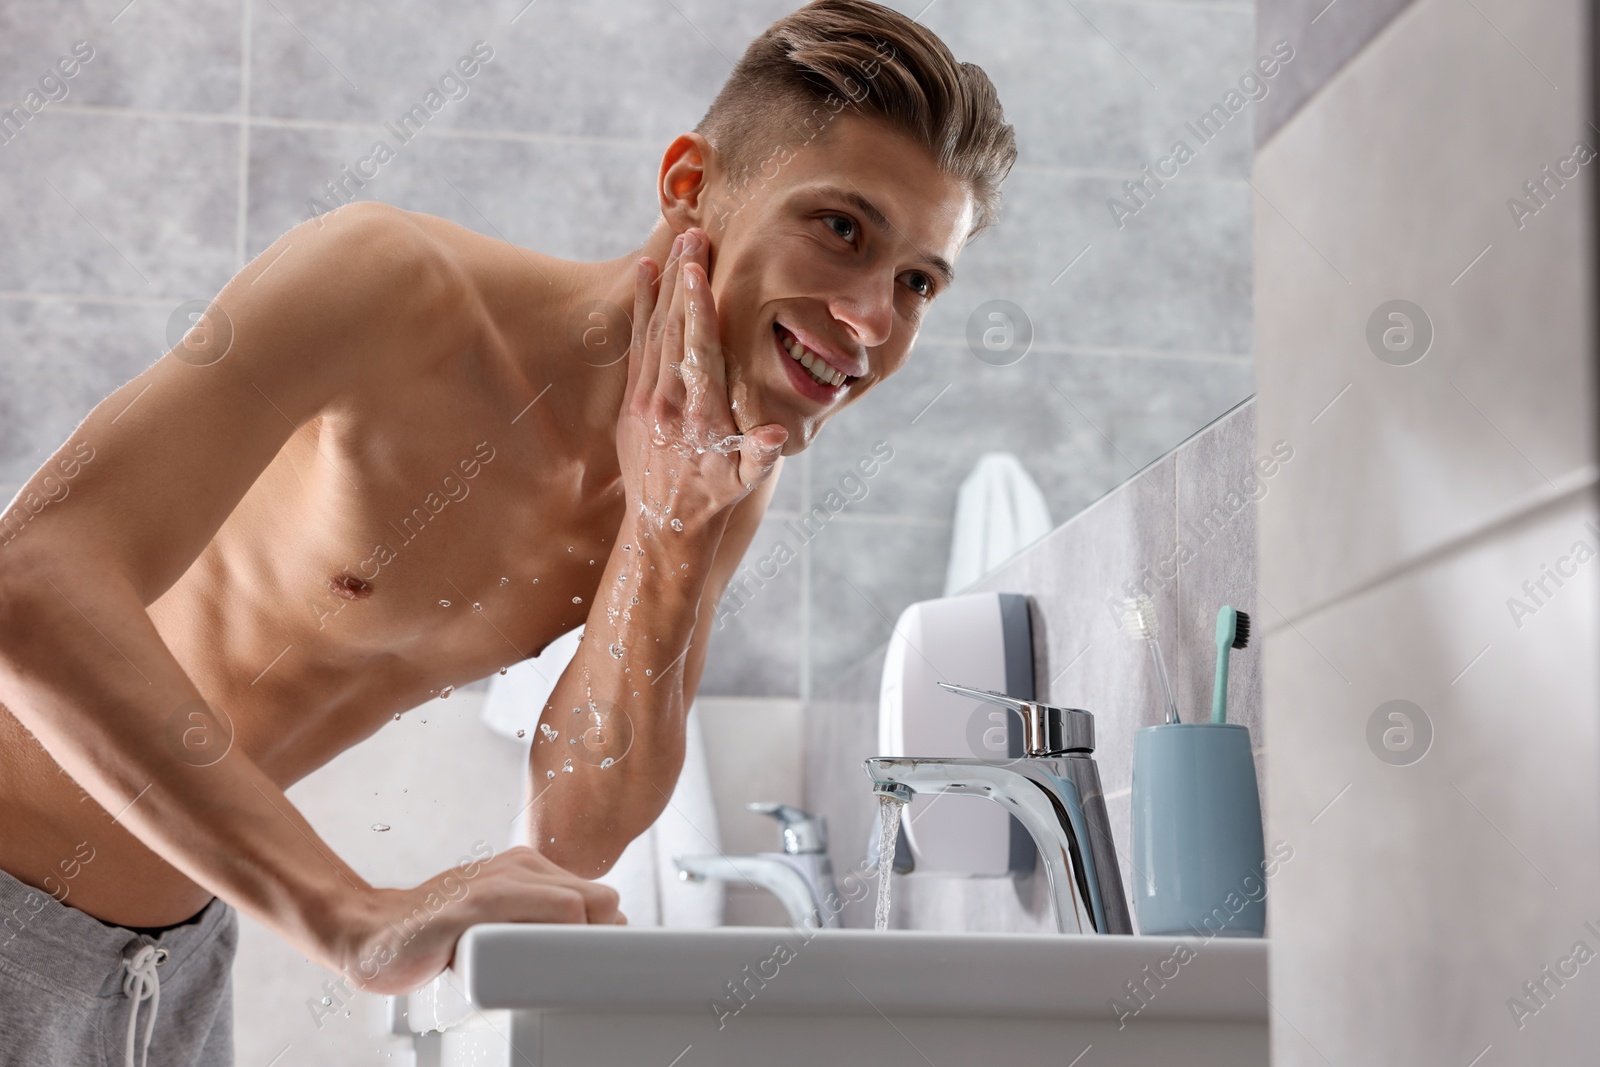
[937,680,1027,711]
[746,802,828,854]
[938,681,1095,756]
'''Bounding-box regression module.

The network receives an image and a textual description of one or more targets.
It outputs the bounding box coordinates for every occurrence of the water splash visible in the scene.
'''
[874,794,905,932]
[539,723,558,742]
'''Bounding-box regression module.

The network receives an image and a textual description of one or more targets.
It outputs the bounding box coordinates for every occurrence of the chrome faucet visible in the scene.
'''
[674,803,842,930]
[864,682,1133,935]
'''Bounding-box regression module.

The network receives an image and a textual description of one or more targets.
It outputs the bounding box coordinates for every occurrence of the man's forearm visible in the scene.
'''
[0,553,370,964]
[527,509,726,875]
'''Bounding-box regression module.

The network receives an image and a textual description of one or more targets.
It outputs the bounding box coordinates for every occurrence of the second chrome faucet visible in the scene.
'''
[674,802,842,930]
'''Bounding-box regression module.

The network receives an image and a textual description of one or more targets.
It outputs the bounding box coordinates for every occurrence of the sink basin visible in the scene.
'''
[401,925,1268,1066]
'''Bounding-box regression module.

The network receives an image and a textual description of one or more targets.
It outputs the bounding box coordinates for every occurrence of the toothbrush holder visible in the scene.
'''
[1129,722,1265,937]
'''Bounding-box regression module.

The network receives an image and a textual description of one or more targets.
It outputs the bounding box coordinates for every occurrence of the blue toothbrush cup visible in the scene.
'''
[1130,723,1266,937]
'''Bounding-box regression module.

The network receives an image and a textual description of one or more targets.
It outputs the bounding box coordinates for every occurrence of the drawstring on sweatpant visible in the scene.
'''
[121,944,169,1067]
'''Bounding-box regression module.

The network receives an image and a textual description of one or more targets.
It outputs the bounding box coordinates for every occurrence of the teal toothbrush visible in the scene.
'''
[1210,606,1251,723]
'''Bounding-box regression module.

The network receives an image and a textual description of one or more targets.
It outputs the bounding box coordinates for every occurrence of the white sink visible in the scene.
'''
[402,925,1268,1066]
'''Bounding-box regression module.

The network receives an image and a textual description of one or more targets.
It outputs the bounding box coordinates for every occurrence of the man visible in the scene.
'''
[0,1,1014,1061]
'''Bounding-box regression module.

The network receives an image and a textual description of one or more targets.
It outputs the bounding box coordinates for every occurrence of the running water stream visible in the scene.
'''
[873,794,905,932]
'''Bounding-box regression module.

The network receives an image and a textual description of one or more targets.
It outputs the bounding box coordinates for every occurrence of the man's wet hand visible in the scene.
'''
[618,228,787,540]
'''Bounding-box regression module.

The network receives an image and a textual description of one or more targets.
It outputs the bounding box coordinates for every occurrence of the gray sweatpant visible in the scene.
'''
[0,864,237,1066]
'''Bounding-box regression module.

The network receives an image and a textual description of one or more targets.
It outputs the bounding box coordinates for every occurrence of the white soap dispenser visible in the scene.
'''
[877,591,1036,876]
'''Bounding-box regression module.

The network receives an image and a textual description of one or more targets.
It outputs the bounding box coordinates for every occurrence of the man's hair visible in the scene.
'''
[695,0,1017,235]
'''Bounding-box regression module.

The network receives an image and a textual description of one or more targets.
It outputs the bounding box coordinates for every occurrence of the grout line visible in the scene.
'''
[235,0,254,270]
[911,337,1252,363]
[1261,465,1599,636]
[0,99,667,150]
[0,290,191,307]
[798,448,813,704]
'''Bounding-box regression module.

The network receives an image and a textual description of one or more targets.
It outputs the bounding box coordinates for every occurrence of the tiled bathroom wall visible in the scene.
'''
[1253,0,1600,1063]
[803,399,1267,931]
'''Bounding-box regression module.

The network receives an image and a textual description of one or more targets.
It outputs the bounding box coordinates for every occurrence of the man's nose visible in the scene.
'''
[828,275,895,350]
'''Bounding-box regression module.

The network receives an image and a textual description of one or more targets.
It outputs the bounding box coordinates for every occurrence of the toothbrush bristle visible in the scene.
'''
[1232,610,1251,649]
[1121,596,1157,639]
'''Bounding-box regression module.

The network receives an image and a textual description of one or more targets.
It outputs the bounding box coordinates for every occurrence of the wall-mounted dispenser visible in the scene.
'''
[878,591,1036,876]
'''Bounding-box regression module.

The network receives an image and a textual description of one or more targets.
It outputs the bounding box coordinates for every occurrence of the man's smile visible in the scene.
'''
[771,321,858,403]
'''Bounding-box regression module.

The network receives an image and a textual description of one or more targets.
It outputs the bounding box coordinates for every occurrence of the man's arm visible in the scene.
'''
[0,202,620,996]
[527,229,788,876]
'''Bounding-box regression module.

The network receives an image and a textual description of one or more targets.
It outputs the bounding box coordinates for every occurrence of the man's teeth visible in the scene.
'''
[779,328,845,388]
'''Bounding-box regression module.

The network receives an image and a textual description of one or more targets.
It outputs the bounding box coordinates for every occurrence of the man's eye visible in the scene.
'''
[824,215,856,242]
[901,271,934,298]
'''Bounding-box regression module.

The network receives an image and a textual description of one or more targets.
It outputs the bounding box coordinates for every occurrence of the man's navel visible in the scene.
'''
[328,574,374,601]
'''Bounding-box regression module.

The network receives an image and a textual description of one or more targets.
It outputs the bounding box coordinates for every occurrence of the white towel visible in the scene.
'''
[484,628,724,927]
[943,451,1053,595]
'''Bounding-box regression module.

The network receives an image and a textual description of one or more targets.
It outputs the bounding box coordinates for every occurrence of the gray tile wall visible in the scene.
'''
[1254,0,1600,1062]
[803,399,1267,932]
[0,0,1257,709]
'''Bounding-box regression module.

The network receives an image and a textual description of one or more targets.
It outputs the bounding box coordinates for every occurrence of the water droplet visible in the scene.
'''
[499,666,509,675]
[608,642,625,658]
[321,996,333,1006]
[439,685,454,699]
[630,595,639,605]
[572,596,583,604]
[600,757,615,769]
[393,713,402,721]
[680,562,688,570]
[632,691,639,697]
[589,559,596,565]
[540,724,558,742]
[567,546,574,552]
[344,1010,352,1018]
[533,577,540,584]
[670,518,684,532]
[645,669,653,677]
[561,759,574,773]
[516,729,526,739]
[372,823,390,832]
[500,576,510,585]
[617,573,628,582]
[439,599,452,607]
[472,602,482,611]
[546,769,555,779]
[421,719,427,723]
[623,544,633,552]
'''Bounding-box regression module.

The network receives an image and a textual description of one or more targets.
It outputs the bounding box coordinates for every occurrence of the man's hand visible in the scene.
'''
[621,227,787,538]
[339,847,625,995]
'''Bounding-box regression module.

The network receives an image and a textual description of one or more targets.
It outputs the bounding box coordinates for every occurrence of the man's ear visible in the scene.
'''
[657,132,719,233]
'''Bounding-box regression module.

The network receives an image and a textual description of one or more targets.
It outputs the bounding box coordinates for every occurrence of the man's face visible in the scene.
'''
[700,114,975,454]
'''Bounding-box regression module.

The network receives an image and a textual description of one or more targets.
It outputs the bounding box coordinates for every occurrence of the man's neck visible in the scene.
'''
[518,223,680,492]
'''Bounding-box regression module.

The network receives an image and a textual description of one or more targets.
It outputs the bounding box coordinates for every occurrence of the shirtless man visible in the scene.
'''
[0,2,1014,1061]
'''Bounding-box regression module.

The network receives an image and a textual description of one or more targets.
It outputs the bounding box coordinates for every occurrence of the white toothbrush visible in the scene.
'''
[1123,595,1180,725]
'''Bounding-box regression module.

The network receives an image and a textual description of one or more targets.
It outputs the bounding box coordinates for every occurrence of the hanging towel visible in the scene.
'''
[484,629,724,927]
[943,451,1053,595]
